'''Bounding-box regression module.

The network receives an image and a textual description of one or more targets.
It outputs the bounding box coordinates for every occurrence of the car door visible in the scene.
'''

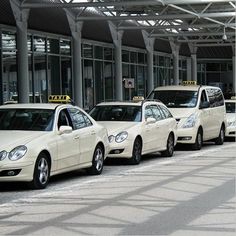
[56,108,80,171]
[199,89,212,140]
[68,108,97,165]
[150,105,167,150]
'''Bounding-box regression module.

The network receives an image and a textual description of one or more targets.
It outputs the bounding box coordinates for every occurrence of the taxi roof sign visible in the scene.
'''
[132,96,144,102]
[231,96,236,100]
[48,95,71,103]
[182,81,197,86]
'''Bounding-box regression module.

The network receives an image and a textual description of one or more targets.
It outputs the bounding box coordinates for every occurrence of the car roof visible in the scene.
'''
[95,100,164,107]
[0,103,73,110]
[153,85,221,91]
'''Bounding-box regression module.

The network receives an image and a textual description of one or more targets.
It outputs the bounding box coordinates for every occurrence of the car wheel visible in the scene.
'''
[29,153,50,189]
[88,145,104,175]
[192,128,203,150]
[130,138,142,165]
[161,133,174,157]
[215,125,225,145]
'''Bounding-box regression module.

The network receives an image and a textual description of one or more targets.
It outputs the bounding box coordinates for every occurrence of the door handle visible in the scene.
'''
[74,135,80,140]
[90,131,96,135]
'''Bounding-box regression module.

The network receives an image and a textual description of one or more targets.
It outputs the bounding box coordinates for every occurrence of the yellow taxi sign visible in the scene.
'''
[132,96,144,102]
[48,95,71,103]
[182,80,197,86]
[231,96,236,100]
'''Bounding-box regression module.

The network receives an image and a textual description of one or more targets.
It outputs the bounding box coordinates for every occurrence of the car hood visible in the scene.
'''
[0,131,47,151]
[167,108,196,119]
[98,121,139,135]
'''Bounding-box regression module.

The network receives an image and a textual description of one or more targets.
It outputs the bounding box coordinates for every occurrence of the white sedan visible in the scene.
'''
[0,103,109,189]
[89,100,177,164]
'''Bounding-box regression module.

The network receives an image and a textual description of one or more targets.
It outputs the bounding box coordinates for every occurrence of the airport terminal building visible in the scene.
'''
[0,0,235,109]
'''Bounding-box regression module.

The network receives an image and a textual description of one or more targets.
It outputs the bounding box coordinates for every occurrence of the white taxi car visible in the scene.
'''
[225,97,236,138]
[89,99,177,164]
[147,82,226,150]
[0,96,109,189]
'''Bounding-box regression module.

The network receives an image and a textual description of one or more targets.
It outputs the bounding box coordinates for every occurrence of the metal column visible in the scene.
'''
[66,11,83,107]
[10,0,30,103]
[170,40,180,85]
[189,43,198,82]
[109,21,124,100]
[142,31,155,94]
[233,55,235,94]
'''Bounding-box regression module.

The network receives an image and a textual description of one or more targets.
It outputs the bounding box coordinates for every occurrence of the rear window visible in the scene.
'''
[148,90,198,108]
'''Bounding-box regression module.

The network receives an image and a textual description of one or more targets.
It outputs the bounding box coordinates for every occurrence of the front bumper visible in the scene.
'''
[0,160,34,182]
[107,139,133,159]
[176,127,197,144]
[226,126,236,137]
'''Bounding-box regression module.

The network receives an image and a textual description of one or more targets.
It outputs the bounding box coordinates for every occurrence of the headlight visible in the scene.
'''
[0,151,7,161]
[108,135,115,143]
[8,146,27,161]
[182,114,197,128]
[227,120,236,127]
[115,131,128,143]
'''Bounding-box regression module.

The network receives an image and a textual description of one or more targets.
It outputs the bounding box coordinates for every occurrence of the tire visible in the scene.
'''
[215,125,225,145]
[192,128,203,150]
[130,138,142,165]
[29,153,50,189]
[88,145,104,175]
[161,133,174,157]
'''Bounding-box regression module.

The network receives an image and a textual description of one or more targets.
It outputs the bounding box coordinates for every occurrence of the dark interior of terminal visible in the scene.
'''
[0,0,235,110]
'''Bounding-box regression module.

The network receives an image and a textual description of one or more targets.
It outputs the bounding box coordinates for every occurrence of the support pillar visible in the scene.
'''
[189,43,198,82]
[170,39,180,85]
[233,54,235,94]
[142,31,155,94]
[187,57,191,81]
[66,11,83,107]
[108,21,123,100]
[10,0,29,103]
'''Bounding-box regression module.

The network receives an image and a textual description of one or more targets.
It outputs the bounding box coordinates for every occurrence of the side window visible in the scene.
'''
[206,88,216,107]
[214,89,224,107]
[68,108,88,130]
[57,109,72,129]
[144,106,153,120]
[150,105,163,121]
[159,105,173,119]
[83,113,93,126]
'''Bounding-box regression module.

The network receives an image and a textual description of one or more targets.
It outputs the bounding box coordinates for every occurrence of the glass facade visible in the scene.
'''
[0,26,194,108]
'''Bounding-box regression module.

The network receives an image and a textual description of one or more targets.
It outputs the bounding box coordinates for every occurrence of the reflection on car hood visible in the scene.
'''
[167,108,196,119]
[98,121,139,135]
[0,131,47,151]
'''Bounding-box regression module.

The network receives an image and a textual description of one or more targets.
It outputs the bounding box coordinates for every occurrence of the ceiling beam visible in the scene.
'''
[21,0,234,8]
[74,12,235,21]
[150,31,236,37]
[177,39,235,43]
[117,23,236,30]
[21,1,163,9]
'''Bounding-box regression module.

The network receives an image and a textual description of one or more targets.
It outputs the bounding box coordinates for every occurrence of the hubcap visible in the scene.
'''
[95,148,103,171]
[38,158,49,185]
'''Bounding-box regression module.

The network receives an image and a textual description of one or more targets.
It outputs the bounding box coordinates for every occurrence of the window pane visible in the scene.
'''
[94,46,103,59]
[34,36,46,53]
[47,38,59,54]
[83,44,93,58]
[60,39,71,55]
[104,47,113,61]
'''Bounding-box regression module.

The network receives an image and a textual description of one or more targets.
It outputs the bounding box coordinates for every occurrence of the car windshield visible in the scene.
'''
[0,109,54,131]
[225,102,236,113]
[90,105,142,122]
[148,90,198,108]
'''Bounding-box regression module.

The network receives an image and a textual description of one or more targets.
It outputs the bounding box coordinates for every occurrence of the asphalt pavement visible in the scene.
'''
[0,141,235,235]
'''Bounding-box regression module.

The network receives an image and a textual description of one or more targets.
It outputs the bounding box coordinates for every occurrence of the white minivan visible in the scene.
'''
[147,84,226,150]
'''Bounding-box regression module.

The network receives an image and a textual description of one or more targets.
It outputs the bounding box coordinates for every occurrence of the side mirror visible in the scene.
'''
[59,125,72,135]
[199,101,210,109]
[146,117,156,124]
